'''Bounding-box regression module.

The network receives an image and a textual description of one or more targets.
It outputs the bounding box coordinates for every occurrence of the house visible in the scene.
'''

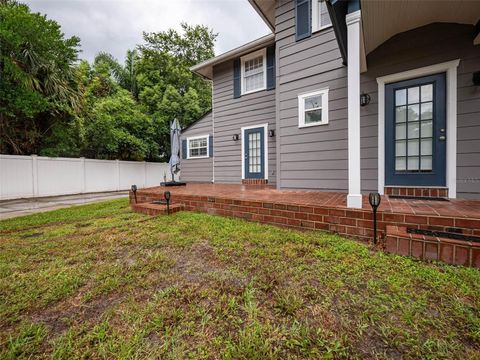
[180,0,480,209]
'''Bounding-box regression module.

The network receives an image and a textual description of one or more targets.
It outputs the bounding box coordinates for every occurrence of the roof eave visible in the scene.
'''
[248,0,275,31]
[190,33,275,80]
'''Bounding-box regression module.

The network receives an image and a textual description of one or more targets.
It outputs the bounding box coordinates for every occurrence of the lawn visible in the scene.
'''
[0,199,479,359]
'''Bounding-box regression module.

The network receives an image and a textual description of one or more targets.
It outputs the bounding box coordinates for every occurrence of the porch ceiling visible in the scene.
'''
[361,0,480,55]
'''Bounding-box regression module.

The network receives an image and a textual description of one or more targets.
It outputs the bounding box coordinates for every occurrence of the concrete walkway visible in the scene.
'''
[0,191,128,220]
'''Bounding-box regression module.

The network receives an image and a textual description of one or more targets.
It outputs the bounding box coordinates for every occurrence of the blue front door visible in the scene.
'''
[244,127,265,179]
[385,73,446,186]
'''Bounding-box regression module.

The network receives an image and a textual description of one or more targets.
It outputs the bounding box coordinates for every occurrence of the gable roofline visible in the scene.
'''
[181,110,212,133]
[190,34,275,79]
[248,0,275,31]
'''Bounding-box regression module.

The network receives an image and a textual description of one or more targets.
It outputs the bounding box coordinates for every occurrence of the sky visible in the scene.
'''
[23,0,271,63]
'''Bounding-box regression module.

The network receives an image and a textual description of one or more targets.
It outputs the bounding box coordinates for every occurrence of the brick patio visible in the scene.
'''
[130,183,480,267]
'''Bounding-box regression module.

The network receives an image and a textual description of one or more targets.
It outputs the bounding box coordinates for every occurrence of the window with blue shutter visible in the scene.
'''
[295,0,311,41]
[233,58,241,98]
[266,45,275,90]
[209,135,213,157]
[181,139,187,159]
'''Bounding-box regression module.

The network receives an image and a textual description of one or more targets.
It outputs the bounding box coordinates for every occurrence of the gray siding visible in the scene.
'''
[276,0,349,191]
[212,60,277,184]
[180,112,213,183]
[360,23,480,198]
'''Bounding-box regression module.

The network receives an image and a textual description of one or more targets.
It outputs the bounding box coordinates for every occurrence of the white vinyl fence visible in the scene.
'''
[0,154,177,200]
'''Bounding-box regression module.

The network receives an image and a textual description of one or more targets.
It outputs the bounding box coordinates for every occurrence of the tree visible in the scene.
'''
[0,0,81,155]
[137,23,217,159]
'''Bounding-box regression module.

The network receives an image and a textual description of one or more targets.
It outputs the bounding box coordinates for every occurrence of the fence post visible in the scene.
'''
[31,155,39,197]
[80,157,86,193]
[115,159,120,191]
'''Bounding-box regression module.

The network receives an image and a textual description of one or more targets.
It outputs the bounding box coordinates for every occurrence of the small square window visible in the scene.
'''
[298,89,329,128]
[312,0,332,32]
[187,135,209,159]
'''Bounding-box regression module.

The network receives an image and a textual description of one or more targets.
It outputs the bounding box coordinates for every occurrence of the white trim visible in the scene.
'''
[346,10,362,209]
[312,0,332,33]
[376,59,460,198]
[241,123,269,180]
[186,134,209,159]
[298,88,329,128]
[240,48,267,95]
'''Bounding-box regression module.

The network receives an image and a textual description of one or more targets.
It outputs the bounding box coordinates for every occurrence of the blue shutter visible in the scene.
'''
[295,0,311,41]
[182,139,187,159]
[209,135,213,157]
[266,45,275,90]
[233,58,241,98]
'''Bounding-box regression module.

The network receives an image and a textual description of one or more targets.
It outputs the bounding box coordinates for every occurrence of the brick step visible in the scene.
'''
[385,225,480,267]
[131,203,184,216]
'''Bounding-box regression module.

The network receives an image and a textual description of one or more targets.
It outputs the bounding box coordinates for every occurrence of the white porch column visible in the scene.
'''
[346,10,362,209]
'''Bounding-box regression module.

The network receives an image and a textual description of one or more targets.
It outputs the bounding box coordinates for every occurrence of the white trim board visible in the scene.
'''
[241,123,269,180]
[376,59,460,198]
[186,134,210,159]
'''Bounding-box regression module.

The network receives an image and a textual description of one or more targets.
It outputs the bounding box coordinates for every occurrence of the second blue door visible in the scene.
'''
[244,127,265,179]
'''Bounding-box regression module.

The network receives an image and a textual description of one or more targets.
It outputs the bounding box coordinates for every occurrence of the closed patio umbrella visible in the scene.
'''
[168,119,181,181]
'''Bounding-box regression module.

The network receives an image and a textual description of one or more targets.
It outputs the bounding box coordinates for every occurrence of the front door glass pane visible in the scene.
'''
[394,83,434,172]
[248,132,261,173]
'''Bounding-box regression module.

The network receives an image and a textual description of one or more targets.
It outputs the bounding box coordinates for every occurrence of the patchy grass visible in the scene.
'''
[0,198,479,359]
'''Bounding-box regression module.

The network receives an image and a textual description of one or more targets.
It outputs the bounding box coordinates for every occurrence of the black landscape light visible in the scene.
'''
[131,184,138,203]
[164,191,171,215]
[368,192,381,245]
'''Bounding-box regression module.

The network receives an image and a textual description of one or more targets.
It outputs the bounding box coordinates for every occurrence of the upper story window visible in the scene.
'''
[312,0,332,32]
[187,135,209,159]
[298,88,329,128]
[241,49,266,95]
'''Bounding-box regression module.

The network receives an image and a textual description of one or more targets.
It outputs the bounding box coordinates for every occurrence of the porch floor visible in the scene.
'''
[136,183,480,219]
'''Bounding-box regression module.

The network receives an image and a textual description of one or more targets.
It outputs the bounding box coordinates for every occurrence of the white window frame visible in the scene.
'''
[240,48,267,95]
[312,0,332,33]
[186,134,209,159]
[298,88,329,128]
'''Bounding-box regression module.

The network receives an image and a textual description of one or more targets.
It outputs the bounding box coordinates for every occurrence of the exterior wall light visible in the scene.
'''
[473,71,480,86]
[131,184,137,203]
[164,191,171,215]
[368,192,381,245]
[268,129,275,137]
[360,93,371,107]
[232,134,240,141]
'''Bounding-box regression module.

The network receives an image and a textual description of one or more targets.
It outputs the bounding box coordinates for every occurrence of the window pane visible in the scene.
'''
[396,106,406,123]
[408,87,419,104]
[245,73,264,92]
[408,157,419,171]
[408,139,419,156]
[396,157,406,171]
[421,139,432,156]
[305,95,322,110]
[421,102,433,120]
[408,121,420,139]
[200,148,207,156]
[421,120,433,138]
[421,84,433,102]
[396,123,406,140]
[421,156,432,170]
[407,104,419,122]
[396,140,406,156]
[395,89,406,106]
[305,109,322,124]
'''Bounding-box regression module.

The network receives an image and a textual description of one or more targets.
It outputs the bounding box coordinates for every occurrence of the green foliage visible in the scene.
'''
[0,0,81,155]
[1,5,216,161]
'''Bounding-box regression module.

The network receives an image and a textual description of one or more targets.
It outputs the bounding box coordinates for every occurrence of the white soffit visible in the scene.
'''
[362,0,480,54]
